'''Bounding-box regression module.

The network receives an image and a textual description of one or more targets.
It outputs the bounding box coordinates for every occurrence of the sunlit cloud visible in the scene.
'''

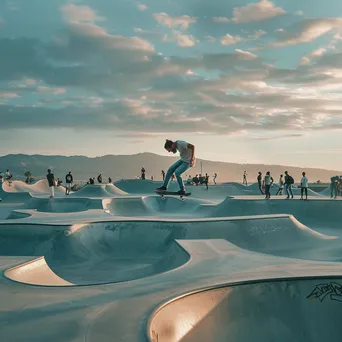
[232,0,286,23]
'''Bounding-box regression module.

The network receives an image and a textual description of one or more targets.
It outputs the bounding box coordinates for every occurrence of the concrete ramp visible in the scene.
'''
[212,197,342,228]
[5,256,73,286]
[148,277,342,342]
[25,197,103,213]
[70,184,126,198]
[1,222,189,286]
[103,196,208,217]
[2,180,66,194]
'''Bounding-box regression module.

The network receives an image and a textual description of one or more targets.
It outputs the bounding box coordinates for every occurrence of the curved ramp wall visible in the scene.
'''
[148,277,342,342]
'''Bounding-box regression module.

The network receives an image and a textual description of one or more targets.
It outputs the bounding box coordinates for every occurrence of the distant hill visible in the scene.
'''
[0,153,340,183]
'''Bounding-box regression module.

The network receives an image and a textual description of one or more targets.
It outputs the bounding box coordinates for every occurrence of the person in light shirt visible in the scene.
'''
[156,139,195,195]
[300,172,309,200]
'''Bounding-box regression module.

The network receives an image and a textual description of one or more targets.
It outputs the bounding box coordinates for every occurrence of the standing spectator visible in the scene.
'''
[276,174,284,196]
[46,169,55,199]
[257,172,264,194]
[243,171,248,185]
[65,171,73,195]
[300,172,308,200]
[337,176,342,197]
[161,170,165,181]
[108,177,112,183]
[204,173,209,190]
[97,174,102,183]
[284,171,294,199]
[330,175,339,199]
[263,171,273,200]
[141,167,146,180]
[213,173,217,185]
[0,172,3,183]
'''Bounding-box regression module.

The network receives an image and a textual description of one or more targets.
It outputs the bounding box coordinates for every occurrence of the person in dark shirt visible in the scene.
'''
[257,172,264,194]
[97,174,102,183]
[204,173,209,190]
[108,177,112,183]
[284,171,294,199]
[65,171,73,195]
[46,169,55,199]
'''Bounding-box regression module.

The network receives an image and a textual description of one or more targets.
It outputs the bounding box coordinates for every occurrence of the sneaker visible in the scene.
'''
[156,186,167,192]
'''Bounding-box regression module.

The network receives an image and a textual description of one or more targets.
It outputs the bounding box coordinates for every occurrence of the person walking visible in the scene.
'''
[257,172,264,194]
[284,171,294,199]
[46,169,55,199]
[204,173,209,190]
[300,172,308,200]
[65,171,73,195]
[156,139,195,195]
[276,174,284,195]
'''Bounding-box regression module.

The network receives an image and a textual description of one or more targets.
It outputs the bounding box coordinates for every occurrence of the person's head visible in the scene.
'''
[47,169,51,174]
[258,171,262,175]
[280,174,283,178]
[302,172,306,176]
[164,139,177,153]
[266,171,270,175]
[68,171,71,174]
[285,171,288,175]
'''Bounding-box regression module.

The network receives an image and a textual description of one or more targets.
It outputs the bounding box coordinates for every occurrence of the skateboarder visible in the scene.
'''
[156,139,195,195]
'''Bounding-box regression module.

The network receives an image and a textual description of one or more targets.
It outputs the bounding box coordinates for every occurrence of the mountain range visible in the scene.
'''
[0,153,340,183]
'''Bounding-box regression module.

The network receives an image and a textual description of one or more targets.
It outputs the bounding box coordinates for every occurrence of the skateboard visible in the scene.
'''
[155,190,191,200]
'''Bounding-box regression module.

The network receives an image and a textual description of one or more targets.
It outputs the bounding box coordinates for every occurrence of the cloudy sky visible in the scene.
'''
[1,0,342,170]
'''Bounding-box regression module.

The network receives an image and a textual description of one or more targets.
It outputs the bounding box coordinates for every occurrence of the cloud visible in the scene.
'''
[212,17,230,23]
[153,13,197,30]
[273,18,342,47]
[60,4,105,23]
[220,34,242,45]
[233,0,286,23]
[167,30,197,47]
[36,86,66,94]
[0,92,19,98]
[254,133,304,140]
[295,10,304,16]
[136,3,148,11]
[300,48,327,65]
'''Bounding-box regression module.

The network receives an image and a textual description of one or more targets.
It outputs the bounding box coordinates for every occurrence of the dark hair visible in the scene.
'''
[164,139,173,149]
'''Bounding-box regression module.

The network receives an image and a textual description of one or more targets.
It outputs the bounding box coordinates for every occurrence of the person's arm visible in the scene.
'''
[187,143,195,165]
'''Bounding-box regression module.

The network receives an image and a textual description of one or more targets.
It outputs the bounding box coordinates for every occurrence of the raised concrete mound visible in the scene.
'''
[2,180,66,194]
[70,184,127,198]
[148,277,342,342]
[24,197,103,213]
[211,197,342,228]
[103,196,210,217]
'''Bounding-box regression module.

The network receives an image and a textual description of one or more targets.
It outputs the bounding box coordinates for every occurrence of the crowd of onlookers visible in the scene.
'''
[1,167,342,200]
[253,171,342,200]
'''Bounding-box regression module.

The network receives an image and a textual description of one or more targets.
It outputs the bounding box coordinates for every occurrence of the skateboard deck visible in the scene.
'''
[155,190,191,200]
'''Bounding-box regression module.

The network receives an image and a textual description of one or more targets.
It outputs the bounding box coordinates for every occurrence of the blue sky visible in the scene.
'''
[1,0,342,170]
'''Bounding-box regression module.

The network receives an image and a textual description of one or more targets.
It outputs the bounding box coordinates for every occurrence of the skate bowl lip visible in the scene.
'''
[4,240,192,287]
[146,274,342,342]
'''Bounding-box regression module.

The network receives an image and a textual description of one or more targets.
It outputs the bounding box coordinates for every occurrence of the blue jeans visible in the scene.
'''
[331,183,337,198]
[163,159,190,190]
[285,184,293,197]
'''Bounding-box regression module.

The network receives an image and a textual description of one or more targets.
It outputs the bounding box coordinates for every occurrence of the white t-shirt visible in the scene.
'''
[176,140,192,163]
[279,177,284,188]
[301,176,308,188]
